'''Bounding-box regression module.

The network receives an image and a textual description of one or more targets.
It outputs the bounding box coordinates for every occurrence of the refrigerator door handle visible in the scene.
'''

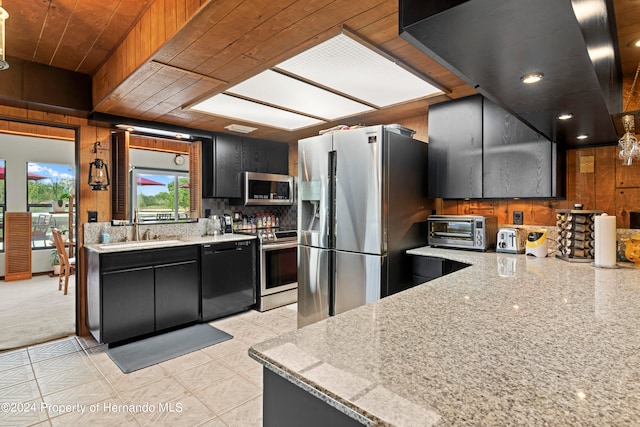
[328,150,337,317]
[328,250,336,316]
[328,150,337,248]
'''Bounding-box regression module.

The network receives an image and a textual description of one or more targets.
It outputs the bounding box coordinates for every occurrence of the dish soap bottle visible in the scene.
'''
[100,225,110,243]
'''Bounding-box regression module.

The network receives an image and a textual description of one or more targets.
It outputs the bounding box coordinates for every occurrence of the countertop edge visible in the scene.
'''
[84,234,257,253]
[248,349,378,426]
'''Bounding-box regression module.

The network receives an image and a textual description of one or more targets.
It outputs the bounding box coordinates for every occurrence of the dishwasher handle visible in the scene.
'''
[202,241,248,255]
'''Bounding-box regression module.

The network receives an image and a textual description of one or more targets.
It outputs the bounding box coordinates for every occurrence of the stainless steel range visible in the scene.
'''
[245,229,298,312]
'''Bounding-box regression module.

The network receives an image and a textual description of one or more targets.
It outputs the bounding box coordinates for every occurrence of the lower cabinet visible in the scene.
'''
[155,260,200,331]
[411,255,469,285]
[101,267,155,344]
[87,245,200,344]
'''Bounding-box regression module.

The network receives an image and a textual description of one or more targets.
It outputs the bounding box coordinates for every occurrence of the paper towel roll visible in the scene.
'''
[594,213,617,267]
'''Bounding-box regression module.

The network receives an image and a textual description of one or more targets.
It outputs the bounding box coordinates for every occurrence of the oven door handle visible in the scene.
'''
[262,242,298,251]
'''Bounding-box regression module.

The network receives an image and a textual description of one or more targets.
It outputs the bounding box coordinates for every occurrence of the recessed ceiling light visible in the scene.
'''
[576,134,589,140]
[558,113,574,120]
[628,38,640,48]
[520,72,544,84]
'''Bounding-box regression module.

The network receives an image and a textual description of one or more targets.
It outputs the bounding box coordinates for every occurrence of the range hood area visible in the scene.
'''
[399,0,622,148]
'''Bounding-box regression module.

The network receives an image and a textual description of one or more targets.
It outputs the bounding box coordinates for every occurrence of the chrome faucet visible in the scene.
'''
[133,207,140,241]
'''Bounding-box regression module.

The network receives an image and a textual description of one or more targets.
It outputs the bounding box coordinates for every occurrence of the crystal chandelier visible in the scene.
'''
[618,114,640,165]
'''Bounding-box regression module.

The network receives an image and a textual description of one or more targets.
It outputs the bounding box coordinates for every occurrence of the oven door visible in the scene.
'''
[260,241,298,296]
[428,218,476,248]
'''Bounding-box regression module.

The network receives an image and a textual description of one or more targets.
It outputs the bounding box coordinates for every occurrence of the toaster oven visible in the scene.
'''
[427,215,498,251]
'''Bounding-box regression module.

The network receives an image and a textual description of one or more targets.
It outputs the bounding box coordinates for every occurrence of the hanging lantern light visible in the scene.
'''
[0,2,9,70]
[88,141,110,190]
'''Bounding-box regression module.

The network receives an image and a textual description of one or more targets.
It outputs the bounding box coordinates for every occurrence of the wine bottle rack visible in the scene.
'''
[555,209,603,262]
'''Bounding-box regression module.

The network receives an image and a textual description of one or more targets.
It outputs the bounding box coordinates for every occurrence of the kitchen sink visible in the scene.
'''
[98,239,182,250]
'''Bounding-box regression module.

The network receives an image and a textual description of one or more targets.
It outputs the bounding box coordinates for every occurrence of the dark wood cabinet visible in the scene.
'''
[242,137,264,173]
[482,98,553,198]
[155,260,200,331]
[202,133,289,198]
[428,94,483,199]
[101,266,155,343]
[214,133,243,198]
[87,245,200,344]
[428,94,562,199]
[242,137,289,175]
[411,255,468,285]
[265,139,289,174]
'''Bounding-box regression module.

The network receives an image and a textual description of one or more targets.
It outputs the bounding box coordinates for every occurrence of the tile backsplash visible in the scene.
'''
[84,200,297,244]
[202,199,297,230]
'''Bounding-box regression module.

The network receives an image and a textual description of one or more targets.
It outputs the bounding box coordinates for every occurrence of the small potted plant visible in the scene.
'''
[50,249,61,275]
[51,178,70,212]
[52,191,69,212]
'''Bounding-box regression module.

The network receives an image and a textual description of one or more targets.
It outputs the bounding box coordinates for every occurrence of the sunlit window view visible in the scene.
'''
[26,162,75,249]
[133,169,190,222]
[0,160,5,252]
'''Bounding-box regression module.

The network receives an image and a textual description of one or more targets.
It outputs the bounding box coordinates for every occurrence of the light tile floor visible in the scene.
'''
[0,304,297,427]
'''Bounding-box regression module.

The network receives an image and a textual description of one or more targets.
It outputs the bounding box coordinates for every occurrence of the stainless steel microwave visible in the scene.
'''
[427,215,498,251]
[243,172,294,206]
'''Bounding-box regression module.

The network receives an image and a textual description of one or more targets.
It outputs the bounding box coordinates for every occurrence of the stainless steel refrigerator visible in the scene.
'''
[297,125,429,328]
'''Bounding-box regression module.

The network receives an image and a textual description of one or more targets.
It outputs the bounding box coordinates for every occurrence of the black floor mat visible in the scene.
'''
[107,324,233,373]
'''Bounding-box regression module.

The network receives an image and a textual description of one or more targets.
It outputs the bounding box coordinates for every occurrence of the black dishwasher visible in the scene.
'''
[201,240,257,321]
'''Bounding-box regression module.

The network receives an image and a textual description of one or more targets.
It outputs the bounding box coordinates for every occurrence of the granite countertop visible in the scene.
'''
[249,247,640,426]
[84,233,256,253]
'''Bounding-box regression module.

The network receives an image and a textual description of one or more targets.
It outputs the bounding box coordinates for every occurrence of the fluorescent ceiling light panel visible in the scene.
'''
[115,124,192,140]
[227,70,374,120]
[191,94,325,130]
[277,34,442,108]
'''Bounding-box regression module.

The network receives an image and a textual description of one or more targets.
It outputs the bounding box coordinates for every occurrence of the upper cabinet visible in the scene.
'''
[202,133,289,198]
[428,95,565,199]
[482,99,555,198]
[428,95,483,199]
[242,138,289,175]
[214,133,244,199]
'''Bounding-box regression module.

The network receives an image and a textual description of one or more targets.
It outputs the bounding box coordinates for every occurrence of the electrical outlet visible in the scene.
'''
[513,211,523,225]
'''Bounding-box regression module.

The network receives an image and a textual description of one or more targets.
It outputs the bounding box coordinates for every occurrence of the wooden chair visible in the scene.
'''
[51,228,75,295]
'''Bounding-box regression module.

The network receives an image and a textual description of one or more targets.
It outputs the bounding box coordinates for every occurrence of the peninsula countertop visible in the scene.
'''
[249,247,640,426]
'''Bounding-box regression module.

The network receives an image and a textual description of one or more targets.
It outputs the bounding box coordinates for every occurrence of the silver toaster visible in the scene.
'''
[496,228,526,254]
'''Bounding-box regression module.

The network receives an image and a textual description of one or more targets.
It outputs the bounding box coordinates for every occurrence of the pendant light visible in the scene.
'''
[0,1,9,70]
[88,141,110,191]
[618,62,640,166]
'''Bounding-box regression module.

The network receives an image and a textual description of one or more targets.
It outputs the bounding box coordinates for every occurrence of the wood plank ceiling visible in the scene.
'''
[3,0,640,143]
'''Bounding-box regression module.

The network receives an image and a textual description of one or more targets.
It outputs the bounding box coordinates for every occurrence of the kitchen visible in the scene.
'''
[1,0,640,426]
